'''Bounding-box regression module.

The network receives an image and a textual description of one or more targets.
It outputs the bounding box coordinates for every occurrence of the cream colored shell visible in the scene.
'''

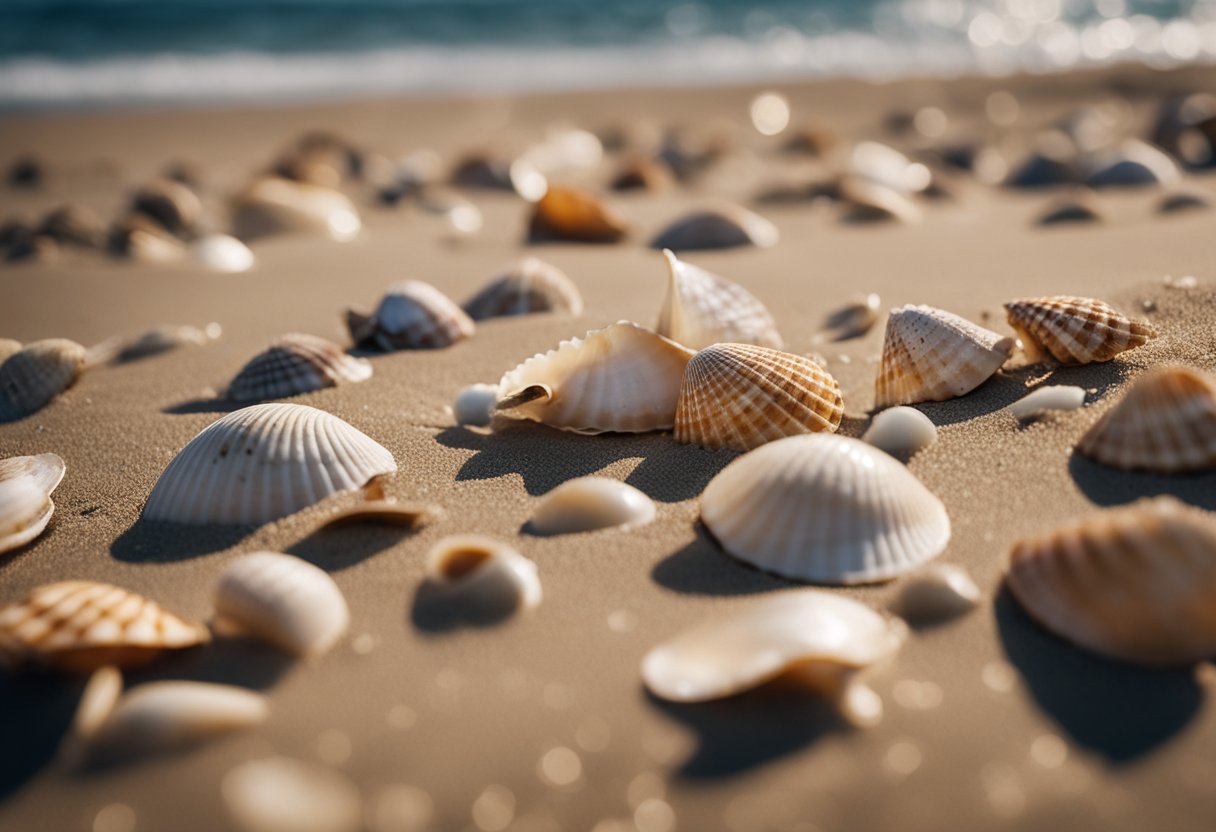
[462,258,584,320]
[1004,295,1155,364]
[530,477,656,535]
[1007,385,1086,422]
[861,407,937,457]
[656,250,782,350]
[0,338,88,421]
[227,333,372,402]
[347,281,474,351]
[421,535,541,619]
[0,452,66,555]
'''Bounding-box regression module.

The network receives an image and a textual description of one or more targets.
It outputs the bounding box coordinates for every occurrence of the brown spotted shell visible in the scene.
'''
[347,281,474,351]
[0,338,88,421]
[1004,296,1155,364]
[226,333,372,402]
[527,185,629,243]
[462,258,583,320]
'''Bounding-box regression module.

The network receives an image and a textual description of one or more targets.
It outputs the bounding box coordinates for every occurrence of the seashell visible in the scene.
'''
[1006,496,1216,665]
[39,204,106,249]
[837,176,923,224]
[529,477,656,535]
[496,321,693,434]
[861,406,937,458]
[115,323,221,363]
[1077,365,1216,474]
[226,333,372,402]
[674,343,842,452]
[60,665,123,765]
[1081,140,1180,189]
[0,581,210,673]
[109,213,185,262]
[418,535,541,622]
[1158,192,1210,214]
[91,681,267,758]
[143,403,397,525]
[824,292,881,339]
[453,383,499,428]
[194,234,255,273]
[450,153,514,190]
[346,281,474,351]
[213,551,349,657]
[527,185,628,244]
[610,156,674,192]
[846,141,930,193]
[0,452,66,555]
[1004,296,1155,365]
[895,565,981,624]
[232,177,361,242]
[223,756,362,832]
[649,205,778,251]
[700,434,951,585]
[875,305,1013,408]
[1151,93,1216,166]
[0,338,89,421]
[656,250,782,350]
[462,258,583,321]
[1037,196,1103,226]
[1007,385,1086,423]
[131,178,203,239]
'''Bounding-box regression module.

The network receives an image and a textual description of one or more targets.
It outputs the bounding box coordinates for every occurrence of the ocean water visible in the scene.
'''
[1,0,1214,108]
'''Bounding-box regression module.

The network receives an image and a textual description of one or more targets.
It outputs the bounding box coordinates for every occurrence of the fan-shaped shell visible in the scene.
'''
[650,205,778,251]
[1077,366,1216,473]
[92,681,268,758]
[0,453,66,555]
[674,344,842,452]
[226,333,372,402]
[656,250,782,350]
[347,281,474,351]
[462,258,584,320]
[701,434,951,585]
[1081,140,1180,188]
[527,185,628,243]
[0,338,88,420]
[496,321,694,434]
[1004,296,1155,364]
[1006,497,1216,665]
[875,305,1013,408]
[232,177,361,242]
[530,477,656,535]
[418,535,541,621]
[0,581,210,673]
[143,403,397,525]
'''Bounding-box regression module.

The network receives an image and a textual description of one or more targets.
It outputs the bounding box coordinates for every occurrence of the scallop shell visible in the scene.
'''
[656,250,782,350]
[875,305,1013,408]
[418,535,541,621]
[674,343,842,452]
[143,403,397,525]
[0,338,89,421]
[1081,140,1180,188]
[1004,296,1156,365]
[1077,365,1216,473]
[1006,496,1216,665]
[0,452,66,555]
[214,551,349,657]
[861,406,937,457]
[232,177,362,242]
[527,185,628,243]
[496,321,694,435]
[0,581,210,673]
[347,281,474,351]
[226,334,372,402]
[650,205,778,251]
[700,434,951,585]
[529,477,656,535]
[462,258,584,320]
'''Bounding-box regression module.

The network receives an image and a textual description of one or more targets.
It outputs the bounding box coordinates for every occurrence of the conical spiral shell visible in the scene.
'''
[0,581,210,673]
[1077,365,1216,473]
[0,453,66,555]
[656,250,782,350]
[0,338,88,420]
[674,344,842,452]
[462,258,584,320]
[1006,497,1216,665]
[650,205,778,251]
[348,281,474,351]
[143,403,397,525]
[701,434,951,585]
[875,305,1013,408]
[226,333,372,402]
[1004,296,1155,364]
[496,321,694,434]
[527,185,628,243]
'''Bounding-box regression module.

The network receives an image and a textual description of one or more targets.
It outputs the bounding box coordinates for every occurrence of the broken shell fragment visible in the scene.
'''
[462,258,583,320]
[650,205,778,251]
[1004,296,1155,365]
[233,177,361,242]
[417,535,541,623]
[0,452,66,555]
[529,477,656,535]
[527,185,628,244]
[861,407,937,457]
[896,565,981,623]
[1007,386,1086,423]
[656,250,782,350]
[226,333,372,402]
[346,281,474,351]
[0,338,89,421]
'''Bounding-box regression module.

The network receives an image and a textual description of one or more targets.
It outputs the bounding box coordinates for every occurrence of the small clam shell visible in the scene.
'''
[1007,496,1216,665]
[453,383,499,428]
[656,250,782,350]
[847,141,929,193]
[701,434,951,585]
[0,581,210,673]
[143,403,397,525]
[496,321,694,435]
[462,258,583,320]
[226,333,372,402]
[223,756,362,832]
[347,281,474,351]
[861,407,937,457]
[895,564,981,623]
[92,681,267,758]
[674,343,842,452]
[1004,296,1155,365]
[131,178,203,238]
[837,176,923,224]
[194,234,255,273]
[527,185,628,243]
[650,205,778,251]
[1081,139,1180,188]
[875,305,1013,408]
[1077,365,1216,473]
[0,452,66,554]
[529,477,656,535]
[214,551,349,657]
[419,535,541,622]
[1007,385,1086,423]
[0,338,88,420]
[233,177,362,242]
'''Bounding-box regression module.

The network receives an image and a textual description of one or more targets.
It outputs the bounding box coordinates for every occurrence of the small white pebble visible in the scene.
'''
[454,383,498,428]
[1007,386,1086,423]
[862,407,937,457]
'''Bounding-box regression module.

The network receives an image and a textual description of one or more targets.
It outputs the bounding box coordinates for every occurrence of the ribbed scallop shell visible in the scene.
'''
[674,344,842,452]
[0,338,88,420]
[142,403,397,525]
[0,581,210,673]
[1077,365,1216,473]
[232,177,361,242]
[527,185,629,243]
[650,205,778,251]
[0,452,66,555]
[462,258,584,320]
[226,333,372,402]
[875,305,1013,408]
[656,250,782,350]
[347,281,474,351]
[701,434,951,585]
[1006,497,1216,665]
[1004,296,1155,364]
[496,321,694,434]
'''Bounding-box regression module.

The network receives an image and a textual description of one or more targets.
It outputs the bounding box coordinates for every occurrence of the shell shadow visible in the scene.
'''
[409,586,519,634]
[1067,453,1216,511]
[651,525,796,596]
[994,587,1202,763]
[0,673,81,799]
[110,519,254,562]
[286,524,420,571]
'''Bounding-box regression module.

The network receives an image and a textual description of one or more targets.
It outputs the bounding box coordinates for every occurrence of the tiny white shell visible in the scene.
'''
[861,407,937,457]
[0,452,66,555]
[194,234,255,273]
[847,141,929,193]
[92,681,268,757]
[656,249,782,350]
[1007,386,1086,423]
[223,756,362,832]
[895,565,982,623]
[419,535,541,621]
[453,383,499,428]
[530,477,656,535]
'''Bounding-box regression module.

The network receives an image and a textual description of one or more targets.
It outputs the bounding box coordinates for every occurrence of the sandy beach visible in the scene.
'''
[3,63,1216,832]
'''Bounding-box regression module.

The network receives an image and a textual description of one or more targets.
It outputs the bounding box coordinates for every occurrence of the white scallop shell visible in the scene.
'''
[233,177,361,242]
[1007,386,1086,423]
[701,434,951,585]
[0,452,66,555]
[656,250,782,350]
[650,205,778,251]
[530,477,656,535]
[861,407,937,457]
[347,281,474,351]
[213,551,350,657]
[420,535,541,619]
[0,338,89,420]
[462,258,583,320]
[496,321,694,434]
[226,334,372,402]
[195,234,255,273]
[143,403,397,525]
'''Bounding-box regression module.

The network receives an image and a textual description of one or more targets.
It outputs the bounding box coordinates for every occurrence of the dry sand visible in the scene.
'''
[2,65,1216,832]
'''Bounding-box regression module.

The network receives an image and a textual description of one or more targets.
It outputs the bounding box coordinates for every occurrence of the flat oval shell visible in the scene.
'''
[0,338,88,420]
[1007,385,1086,423]
[227,333,372,402]
[656,250,782,350]
[650,206,778,251]
[0,452,66,554]
[348,281,474,351]
[530,477,656,535]
[1005,296,1155,364]
[420,535,541,620]
[93,681,267,757]
[862,406,937,457]
[463,258,583,320]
